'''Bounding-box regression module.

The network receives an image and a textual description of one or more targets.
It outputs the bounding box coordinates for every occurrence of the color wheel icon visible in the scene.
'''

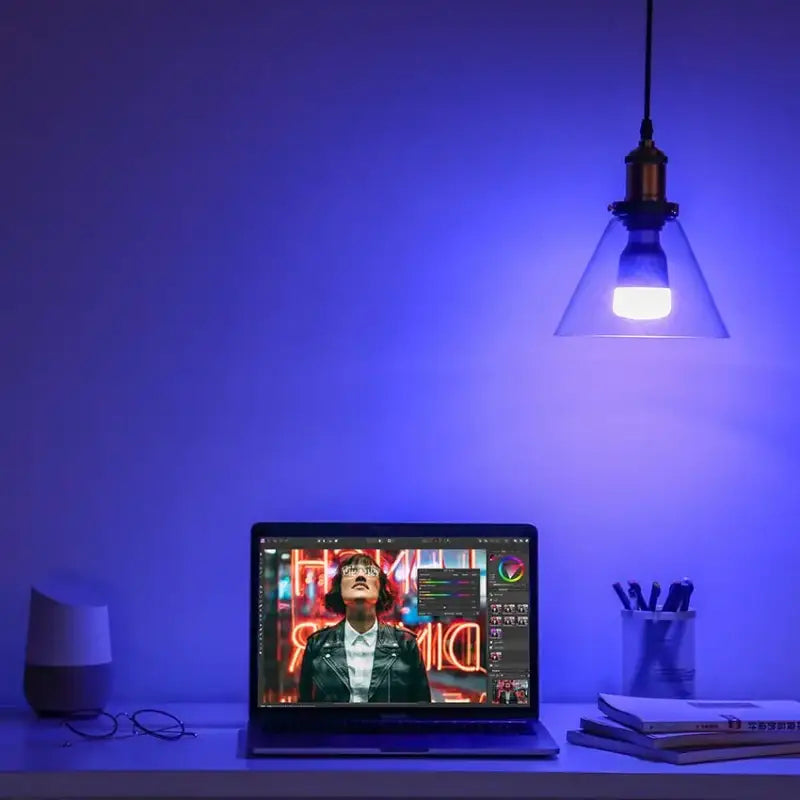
[497,556,525,583]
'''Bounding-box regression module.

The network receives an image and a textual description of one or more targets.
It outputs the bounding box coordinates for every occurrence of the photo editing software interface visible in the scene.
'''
[256,535,532,706]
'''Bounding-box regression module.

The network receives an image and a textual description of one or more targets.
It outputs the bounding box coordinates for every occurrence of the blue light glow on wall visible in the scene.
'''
[1,0,799,703]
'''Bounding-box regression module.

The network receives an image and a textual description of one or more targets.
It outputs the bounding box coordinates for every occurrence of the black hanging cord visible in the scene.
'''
[640,0,654,142]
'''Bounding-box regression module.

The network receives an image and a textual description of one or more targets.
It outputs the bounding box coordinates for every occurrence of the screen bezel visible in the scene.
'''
[249,521,539,722]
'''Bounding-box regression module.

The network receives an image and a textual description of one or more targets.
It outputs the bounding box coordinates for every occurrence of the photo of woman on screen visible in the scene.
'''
[298,553,432,703]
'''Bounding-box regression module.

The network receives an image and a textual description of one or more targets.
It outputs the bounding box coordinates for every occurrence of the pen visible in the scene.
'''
[648,581,660,612]
[662,581,683,611]
[679,579,694,611]
[627,580,649,611]
[612,582,631,610]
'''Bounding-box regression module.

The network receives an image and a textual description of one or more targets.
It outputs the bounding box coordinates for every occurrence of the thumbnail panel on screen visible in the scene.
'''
[257,538,531,705]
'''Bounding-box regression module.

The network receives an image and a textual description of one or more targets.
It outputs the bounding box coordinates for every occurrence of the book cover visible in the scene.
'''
[598,693,800,733]
[568,729,800,765]
[581,715,800,750]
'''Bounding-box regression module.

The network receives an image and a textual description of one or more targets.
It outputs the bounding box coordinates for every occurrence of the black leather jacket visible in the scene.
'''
[298,621,431,703]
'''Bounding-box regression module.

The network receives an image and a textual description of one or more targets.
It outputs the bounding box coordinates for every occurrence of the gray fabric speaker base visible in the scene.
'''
[24,663,112,716]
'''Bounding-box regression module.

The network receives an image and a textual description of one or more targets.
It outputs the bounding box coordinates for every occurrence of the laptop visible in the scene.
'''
[246,522,559,757]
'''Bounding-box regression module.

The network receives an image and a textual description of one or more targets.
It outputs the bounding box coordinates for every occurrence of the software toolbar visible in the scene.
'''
[485,549,530,697]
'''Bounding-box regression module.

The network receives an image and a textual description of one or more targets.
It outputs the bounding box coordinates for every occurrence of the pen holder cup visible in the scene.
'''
[621,610,696,699]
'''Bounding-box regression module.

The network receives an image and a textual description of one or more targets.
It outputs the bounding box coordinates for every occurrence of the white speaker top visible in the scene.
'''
[25,578,112,667]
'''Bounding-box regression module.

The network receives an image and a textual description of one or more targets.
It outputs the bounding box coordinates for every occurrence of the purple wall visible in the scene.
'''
[2,0,798,703]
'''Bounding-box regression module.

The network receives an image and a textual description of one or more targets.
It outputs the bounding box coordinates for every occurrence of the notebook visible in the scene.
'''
[246,522,559,757]
[598,693,800,733]
[567,729,800,765]
[580,714,800,750]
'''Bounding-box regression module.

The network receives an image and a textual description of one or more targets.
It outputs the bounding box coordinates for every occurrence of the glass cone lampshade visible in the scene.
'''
[555,215,728,338]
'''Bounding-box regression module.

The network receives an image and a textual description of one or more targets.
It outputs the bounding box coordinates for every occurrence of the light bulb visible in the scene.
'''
[613,228,671,320]
[613,286,671,320]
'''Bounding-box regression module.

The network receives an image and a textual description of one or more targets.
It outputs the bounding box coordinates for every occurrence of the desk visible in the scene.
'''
[1,703,799,800]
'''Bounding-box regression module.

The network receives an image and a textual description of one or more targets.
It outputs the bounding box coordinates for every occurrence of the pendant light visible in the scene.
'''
[555,0,728,338]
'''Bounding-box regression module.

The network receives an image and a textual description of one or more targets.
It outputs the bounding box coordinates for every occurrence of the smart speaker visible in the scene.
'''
[23,579,113,716]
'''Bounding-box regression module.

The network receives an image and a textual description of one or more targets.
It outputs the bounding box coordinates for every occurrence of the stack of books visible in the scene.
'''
[568,693,800,764]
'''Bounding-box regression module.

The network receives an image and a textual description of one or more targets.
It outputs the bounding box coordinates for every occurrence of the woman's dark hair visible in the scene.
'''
[324,553,395,615]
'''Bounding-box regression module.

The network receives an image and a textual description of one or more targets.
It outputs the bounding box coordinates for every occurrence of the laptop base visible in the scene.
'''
[247,720,559,757]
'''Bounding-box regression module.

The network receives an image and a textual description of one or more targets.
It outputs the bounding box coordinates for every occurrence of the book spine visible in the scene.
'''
[643,720,800,733]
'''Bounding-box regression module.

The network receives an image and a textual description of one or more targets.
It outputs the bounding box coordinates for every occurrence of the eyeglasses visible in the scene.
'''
[342,564,380,578]
[62,708,197,746]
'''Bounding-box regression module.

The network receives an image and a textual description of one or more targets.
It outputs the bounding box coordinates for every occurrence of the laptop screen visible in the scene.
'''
[255,532,532,707]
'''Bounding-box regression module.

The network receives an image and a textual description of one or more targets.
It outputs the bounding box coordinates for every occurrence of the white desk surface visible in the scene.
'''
[0,702,799,800]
